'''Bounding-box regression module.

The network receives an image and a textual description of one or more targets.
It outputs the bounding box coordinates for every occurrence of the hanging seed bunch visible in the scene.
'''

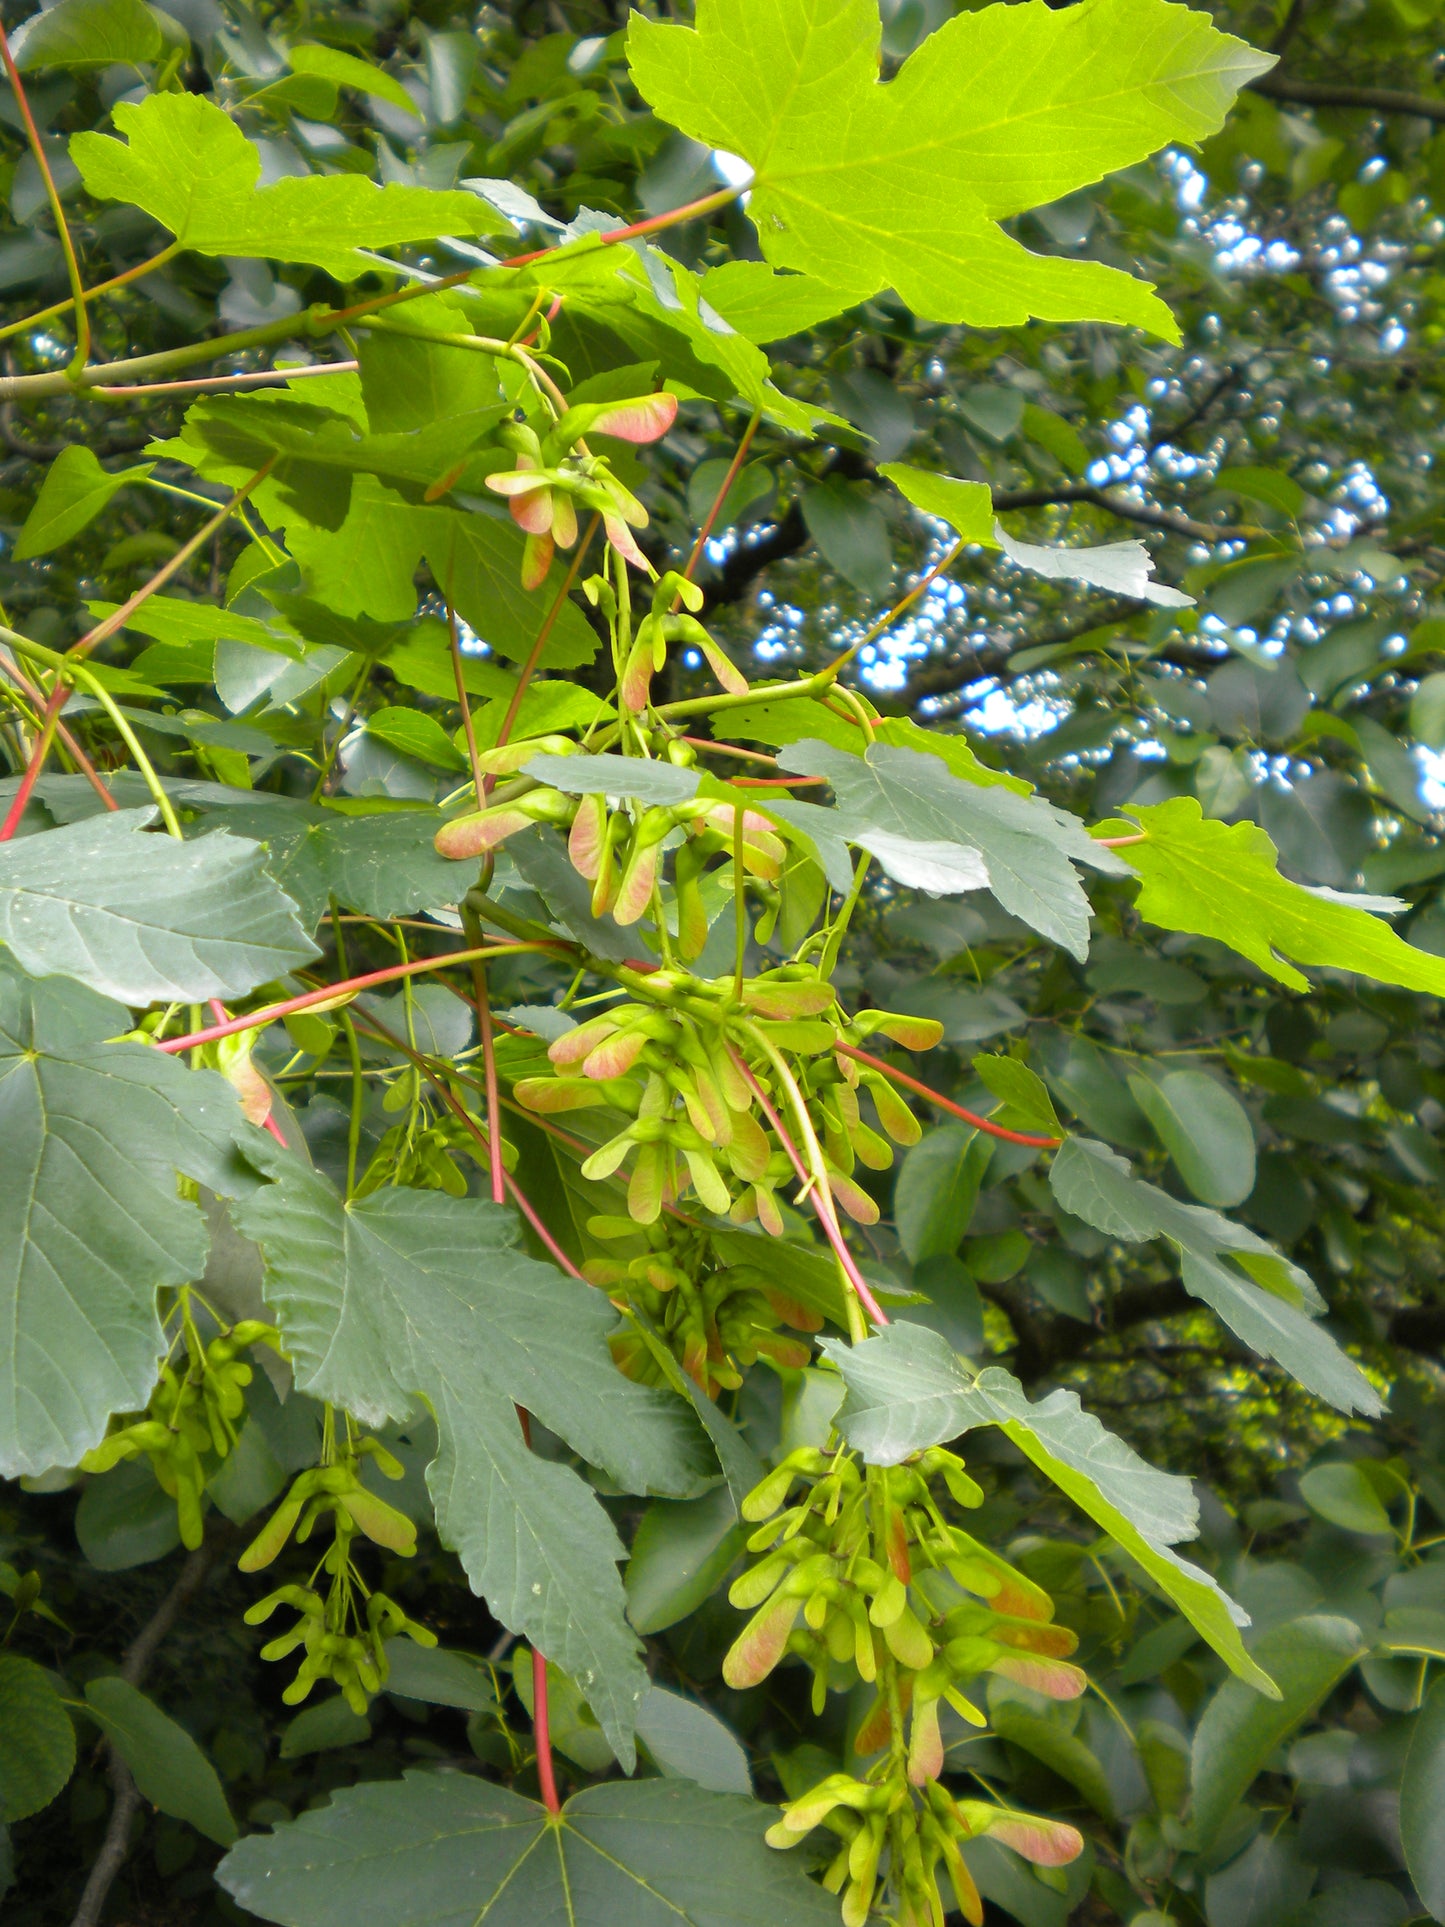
[240,1421,432,1713]
[484,392,678,587]
[81,1294,283,1550]
[584,1213,822,1396]
[511,984,938,1231]
[727,1443,1085,1927]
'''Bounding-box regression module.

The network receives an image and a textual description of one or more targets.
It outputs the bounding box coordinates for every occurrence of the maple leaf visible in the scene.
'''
[628,0,1274,338]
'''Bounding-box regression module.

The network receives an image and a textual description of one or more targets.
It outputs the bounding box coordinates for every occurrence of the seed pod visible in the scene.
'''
[987,1651,1086,1699]
[682,1145,732,1215]
[475,735,578,778]
[953,1803,1083,1868]
[627,1141,667,1224]
[339,1485,418,1558]
[941,1530,1055,1621]
[616,828,674,924]
[740,978,835,1020]
[591,810,626,915]
[883,1605,934,1670]
[579,1130,637,1183]
[239,1486,314,1572]
[729,1553,791,1610]
[515,1075,608,1113]
[742,1461,799,1522]
[568,794,609,878]
[828,1169,880,1226]
[936,1827,985,1926]
[722,1588,803,1689]
[753,1183,784,1235]
[671,614,749,697]
[620,630,657,712]
[855,1073,919,1146]
[853,1011,946,1052]
[434,805,535,860]
[908,1694,945,1787]
[583,1027,652,1080]
[549,1012,628,1066]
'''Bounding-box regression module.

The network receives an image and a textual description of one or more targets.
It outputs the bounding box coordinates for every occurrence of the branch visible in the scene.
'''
[1250,73,1445,122]
[1388,1303,1445,1353]
[898,598,1140,707]
[991,482,1244,545]
[996,1279,1193,1383]
[701,476,1218,619]
[69,1534,225,1927]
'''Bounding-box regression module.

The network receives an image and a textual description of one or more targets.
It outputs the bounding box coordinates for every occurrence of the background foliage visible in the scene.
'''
[3,0,1445,1924]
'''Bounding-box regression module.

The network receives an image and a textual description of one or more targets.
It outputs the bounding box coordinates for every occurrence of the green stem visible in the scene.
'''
[65,662,183,837]
[0,23,90,377]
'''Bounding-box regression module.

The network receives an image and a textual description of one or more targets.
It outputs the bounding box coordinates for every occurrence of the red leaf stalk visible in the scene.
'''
[835,1041,1062,1148]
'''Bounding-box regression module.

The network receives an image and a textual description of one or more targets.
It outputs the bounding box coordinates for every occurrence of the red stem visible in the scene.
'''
[0,651,118,813]
[836,1041,1062,1147]
[0,705,60,841]
[156,945,541,1053]
[726,1045,889,1328]
[474,958,506,1209]
[532,1644,561,1814]
[679,406,762,594]
[505,187,737,270]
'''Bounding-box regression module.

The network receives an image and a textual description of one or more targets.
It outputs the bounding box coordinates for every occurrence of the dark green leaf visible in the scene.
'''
[1189,1615,1367,1849]
[893,1125,989,1263]
[233,1156,716,1761]
[0,955,252,1478]
[278,1698,372,1758]
[382,1643,497,1713]
[1050,1138,1382,1417]
[0,807,317,1002]
[1401,1674,1445,1921]
[84,1677,236,1846]
[0,1655,74,1823]
[777,741,1127,959]
[626,1486,746,1636]
[636,1686,752,1795]
[1128,1069,1256,1208]
[1298,1463,1392,1537]
[15,0,163,69]
[75,1460,182,1571]
[218,1773,838,1927]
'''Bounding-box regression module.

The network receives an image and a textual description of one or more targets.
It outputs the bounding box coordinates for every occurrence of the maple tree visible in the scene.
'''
[2,2,1445,1925]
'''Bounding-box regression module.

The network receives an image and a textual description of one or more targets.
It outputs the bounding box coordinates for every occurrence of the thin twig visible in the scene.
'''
[100,359,359,399]
[0,23,90,376]
[488,515,600,781]
[448,599,487,813]
[1250,72,1445,121]
[0,243,178,349]
[679,407,762,597]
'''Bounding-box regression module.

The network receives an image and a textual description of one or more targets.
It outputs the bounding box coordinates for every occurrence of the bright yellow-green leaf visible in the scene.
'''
[1108,796,1445,995]
[879,463,997,546]
[288,42,420,116]
[628,0,1273,335]
[71,92,505,278]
